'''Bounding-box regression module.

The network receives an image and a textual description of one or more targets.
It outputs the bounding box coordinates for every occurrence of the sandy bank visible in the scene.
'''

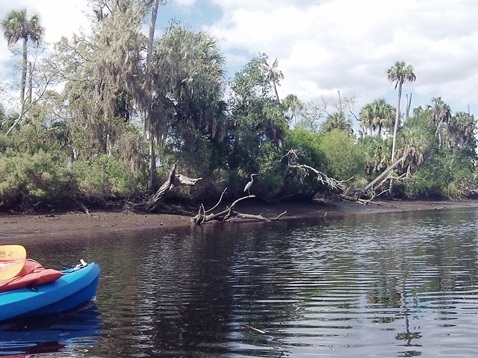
[0,199,477,242]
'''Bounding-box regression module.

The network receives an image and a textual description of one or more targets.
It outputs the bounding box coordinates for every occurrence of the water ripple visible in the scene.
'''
[11,208,478,357]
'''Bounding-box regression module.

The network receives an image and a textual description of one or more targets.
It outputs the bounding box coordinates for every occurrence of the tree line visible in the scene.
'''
[0,0,476,213]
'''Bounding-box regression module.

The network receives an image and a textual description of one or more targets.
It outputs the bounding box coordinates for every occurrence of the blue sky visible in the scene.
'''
[1,0,478,122]
[156,1,223,29]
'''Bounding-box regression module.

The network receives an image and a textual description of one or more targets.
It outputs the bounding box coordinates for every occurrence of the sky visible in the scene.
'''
[1,0,478,121]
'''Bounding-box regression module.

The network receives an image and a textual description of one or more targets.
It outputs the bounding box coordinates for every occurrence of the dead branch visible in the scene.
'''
[289,163,349,191]
[75,201,92,216]
[205,188,227,214]
[191,194,287,225]
[284,149,350,192]
[79,202,92,216]
[191,195,252,224]
[232,210,287,222]
[147,162,202,211]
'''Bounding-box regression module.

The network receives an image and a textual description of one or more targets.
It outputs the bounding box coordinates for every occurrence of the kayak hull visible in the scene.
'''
[0,262,100,322]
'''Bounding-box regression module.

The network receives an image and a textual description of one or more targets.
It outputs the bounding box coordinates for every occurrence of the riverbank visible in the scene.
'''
[1,199,477,242]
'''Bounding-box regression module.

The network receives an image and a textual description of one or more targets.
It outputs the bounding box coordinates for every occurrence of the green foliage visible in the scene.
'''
[153,24,226,167]
[359,98,395,137]
[359,136,391,175]
[227,53,288,178]
[396,109,476,199]
[286,128,324,165]
[2,125,63,155]
[320,112,353,134]
[404,148,474,199]
[71,155,144,198]
[282,128,327,197]
[0,150,73,209]
[318,129,366,181]
[1,3,478,210]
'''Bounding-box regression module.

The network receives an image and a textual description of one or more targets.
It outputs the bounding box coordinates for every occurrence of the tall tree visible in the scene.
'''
[360,98,395,138]
[387,61,416,163]
[260,56,283,102]
[427,97,452,147]
[144,0,167,191]
[227,54,287,174]
[56,0,147,161]
[282,94,304,126]
[152,25,227,173]
[2,9,44,111]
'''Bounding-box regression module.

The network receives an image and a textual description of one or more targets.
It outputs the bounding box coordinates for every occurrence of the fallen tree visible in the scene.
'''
[284,149,408,204]
[362,156,406,194]
[147,162,202,212]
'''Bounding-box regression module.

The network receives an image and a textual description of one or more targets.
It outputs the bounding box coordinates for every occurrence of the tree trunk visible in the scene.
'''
[363,155,405,193]
[146,0,160,192]
[391,83,402,163]
[148,130,157,191]
[405,93,412,119]
[20,37,28,112]
[390,82,403,195]
[28,61,33,105]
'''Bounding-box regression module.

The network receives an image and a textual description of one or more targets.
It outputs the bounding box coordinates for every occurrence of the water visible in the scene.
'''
[2,207,478,357]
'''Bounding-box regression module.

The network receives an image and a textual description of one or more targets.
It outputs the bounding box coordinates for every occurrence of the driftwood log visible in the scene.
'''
[191,189,287,225]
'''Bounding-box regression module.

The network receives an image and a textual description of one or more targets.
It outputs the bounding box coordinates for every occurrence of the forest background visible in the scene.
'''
[0,0,477,214]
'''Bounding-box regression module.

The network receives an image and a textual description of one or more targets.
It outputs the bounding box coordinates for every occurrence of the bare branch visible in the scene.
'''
[205,188,227,214]
[191,194,287,225]
[285,149,349,192]
[147,162,202,211]
[232,210,287,222]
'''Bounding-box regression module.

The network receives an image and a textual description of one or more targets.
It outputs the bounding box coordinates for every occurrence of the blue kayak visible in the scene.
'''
[0,261,100,322]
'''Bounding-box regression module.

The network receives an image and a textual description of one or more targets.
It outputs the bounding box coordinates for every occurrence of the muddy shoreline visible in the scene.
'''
[1,199,477,242]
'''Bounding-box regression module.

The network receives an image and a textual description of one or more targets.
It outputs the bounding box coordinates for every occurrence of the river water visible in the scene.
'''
[1,207,478,357]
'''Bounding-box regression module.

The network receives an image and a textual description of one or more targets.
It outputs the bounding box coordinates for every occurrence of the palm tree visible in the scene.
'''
[321,112,352,134]
[371,98,395,138]
[152,25,227,170]
[360,98,395,138]
[427,97,452,147]
[448,112,475,150]
[260,56,283,102]
[387,61,416,163]
[396,123,429,175]
[2,9,44,110]
[360,103,375,137]
[282,94,304,126]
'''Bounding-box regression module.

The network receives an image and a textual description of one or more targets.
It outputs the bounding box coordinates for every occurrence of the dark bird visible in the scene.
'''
[244,174,257,195]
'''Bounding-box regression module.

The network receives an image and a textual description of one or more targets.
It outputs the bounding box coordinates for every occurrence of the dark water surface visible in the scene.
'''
[2,207,478,357]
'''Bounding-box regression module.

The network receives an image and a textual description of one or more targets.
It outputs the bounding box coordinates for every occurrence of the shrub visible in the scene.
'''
[0,150,74,209]
[71,155,145,198]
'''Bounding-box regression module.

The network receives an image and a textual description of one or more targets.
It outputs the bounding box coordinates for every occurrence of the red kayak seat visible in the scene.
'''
[0,259,63,293]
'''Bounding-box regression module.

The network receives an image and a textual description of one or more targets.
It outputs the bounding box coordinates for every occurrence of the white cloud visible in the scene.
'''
[1,0,478,118]
[208,0,478,116]
[174,0,197,7]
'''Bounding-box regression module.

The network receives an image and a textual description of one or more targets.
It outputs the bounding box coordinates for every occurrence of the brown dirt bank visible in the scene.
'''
[1,199,478,243]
